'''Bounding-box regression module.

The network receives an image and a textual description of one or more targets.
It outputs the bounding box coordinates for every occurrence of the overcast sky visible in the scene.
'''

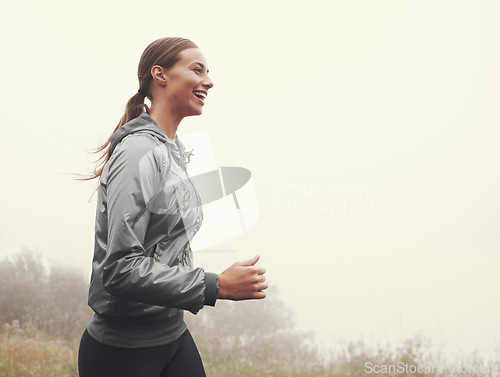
[1,0,499,359]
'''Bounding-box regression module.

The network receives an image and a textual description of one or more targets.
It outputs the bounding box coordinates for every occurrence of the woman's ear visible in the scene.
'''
[151,65,167,86]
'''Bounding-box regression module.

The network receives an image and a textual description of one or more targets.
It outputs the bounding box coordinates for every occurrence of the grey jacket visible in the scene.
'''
[86,112,218,348]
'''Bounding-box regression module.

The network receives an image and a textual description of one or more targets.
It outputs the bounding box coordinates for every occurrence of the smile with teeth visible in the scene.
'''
[193,91,206,101]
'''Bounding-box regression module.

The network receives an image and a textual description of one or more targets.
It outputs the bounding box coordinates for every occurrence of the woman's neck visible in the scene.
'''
[148,103,182,141]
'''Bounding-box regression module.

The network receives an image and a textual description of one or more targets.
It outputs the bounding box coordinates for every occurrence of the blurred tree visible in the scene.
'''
[0,248,48,323]
[185,285,318,373]
[191,286,299,341]
[0,249,92,339]
[44,264,92,338]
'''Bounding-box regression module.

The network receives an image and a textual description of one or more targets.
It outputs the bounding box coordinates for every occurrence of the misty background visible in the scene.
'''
[0,0,499,361]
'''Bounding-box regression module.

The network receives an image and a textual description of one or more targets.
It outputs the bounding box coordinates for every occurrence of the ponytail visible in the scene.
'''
[76,90,149,183]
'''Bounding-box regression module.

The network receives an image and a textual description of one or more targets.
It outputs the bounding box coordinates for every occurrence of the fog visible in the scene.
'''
[1,0,499,361]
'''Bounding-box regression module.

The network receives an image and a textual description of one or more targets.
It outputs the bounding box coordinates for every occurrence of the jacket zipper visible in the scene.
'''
[180,158,204,225]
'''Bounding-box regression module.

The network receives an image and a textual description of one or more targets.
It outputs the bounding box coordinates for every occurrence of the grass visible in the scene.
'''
[0,321,500,377]
[0,321,78,377]
[0,322,329,377]
[2,318,497,377]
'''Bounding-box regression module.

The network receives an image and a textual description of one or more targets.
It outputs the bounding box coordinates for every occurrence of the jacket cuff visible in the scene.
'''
[204,272,219,307]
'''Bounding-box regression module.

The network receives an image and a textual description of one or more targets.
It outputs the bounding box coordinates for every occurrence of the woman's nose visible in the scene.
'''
[203,76,214,89]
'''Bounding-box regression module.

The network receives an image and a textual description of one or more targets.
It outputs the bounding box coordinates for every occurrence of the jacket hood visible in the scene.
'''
[109,112,189,165]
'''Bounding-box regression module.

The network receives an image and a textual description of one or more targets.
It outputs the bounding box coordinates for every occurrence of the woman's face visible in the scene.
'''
[162,47,214,118]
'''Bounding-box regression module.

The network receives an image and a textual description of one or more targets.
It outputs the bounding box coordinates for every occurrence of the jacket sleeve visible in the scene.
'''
[102,133,218,314]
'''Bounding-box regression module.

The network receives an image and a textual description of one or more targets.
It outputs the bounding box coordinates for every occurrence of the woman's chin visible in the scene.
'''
[187,107,204,117]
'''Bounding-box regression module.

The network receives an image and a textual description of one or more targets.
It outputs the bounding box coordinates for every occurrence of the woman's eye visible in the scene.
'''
[194,68,202,73]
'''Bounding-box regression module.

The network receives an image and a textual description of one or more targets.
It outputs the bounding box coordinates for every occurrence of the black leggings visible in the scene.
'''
[78,328,206,377]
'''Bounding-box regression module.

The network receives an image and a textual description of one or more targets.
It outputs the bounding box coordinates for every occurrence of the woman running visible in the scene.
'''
[77,37,267,377]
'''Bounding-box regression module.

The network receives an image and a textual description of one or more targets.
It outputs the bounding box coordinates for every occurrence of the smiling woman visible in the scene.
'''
[148,47,213,137]
[76,37,268,377]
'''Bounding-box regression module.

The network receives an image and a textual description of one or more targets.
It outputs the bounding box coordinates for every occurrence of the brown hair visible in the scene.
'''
[80,37,197,183]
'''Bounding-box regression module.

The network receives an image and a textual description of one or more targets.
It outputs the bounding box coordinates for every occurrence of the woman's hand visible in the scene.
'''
[217,255,268,300]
